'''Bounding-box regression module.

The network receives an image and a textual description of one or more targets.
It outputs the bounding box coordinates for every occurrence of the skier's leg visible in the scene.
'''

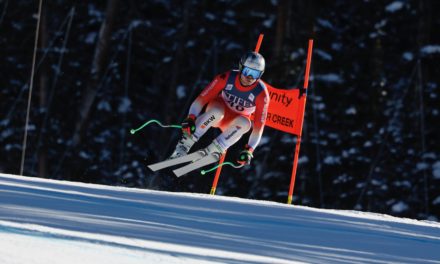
[211,115,252,153]
[170,100,225,159]
[193,100,225,139]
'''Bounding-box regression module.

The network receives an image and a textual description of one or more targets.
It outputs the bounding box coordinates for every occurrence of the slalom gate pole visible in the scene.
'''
[210,154,226,195]
[209,33,265,195]
[255,34,264,53]
[287,39,314,205]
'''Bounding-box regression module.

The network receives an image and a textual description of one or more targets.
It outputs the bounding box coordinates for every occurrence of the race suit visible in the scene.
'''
[187,70,269,152]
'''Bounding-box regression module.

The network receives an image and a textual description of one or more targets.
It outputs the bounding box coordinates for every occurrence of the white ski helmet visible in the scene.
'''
[239,51,265,79]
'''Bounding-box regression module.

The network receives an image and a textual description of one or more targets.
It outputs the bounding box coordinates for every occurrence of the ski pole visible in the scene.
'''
[130,119,181,134]
[201,162,244,175]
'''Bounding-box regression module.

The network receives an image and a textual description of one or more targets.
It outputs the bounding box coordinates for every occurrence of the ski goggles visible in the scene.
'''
[241,66,263,79]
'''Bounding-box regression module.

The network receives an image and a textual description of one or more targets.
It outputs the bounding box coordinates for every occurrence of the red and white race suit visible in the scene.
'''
[188,70,269,151]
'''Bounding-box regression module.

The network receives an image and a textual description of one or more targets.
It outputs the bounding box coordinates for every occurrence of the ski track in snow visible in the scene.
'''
[1,173,440,264]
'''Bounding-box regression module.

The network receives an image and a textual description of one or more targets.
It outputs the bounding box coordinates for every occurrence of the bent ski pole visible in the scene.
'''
[130,119,181,134]
[201,162,244,175]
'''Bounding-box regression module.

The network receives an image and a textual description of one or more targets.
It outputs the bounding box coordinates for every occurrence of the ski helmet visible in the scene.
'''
[239,51,265,79]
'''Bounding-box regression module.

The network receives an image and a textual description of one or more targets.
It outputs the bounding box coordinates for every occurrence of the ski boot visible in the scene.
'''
[169,133,197,159]
[203,139,226,159]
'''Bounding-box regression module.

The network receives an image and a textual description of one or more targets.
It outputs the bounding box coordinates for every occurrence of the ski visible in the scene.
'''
[148,150,206,172]
[173,152,221,177]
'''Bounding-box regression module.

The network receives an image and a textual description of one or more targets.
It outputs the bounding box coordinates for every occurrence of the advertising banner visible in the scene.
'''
[263,84,305,136]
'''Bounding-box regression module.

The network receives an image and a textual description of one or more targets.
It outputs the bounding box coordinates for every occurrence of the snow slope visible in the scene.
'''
[1,173,439,264]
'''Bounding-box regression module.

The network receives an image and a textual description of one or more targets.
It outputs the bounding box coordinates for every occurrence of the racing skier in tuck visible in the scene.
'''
[169,51,270,167]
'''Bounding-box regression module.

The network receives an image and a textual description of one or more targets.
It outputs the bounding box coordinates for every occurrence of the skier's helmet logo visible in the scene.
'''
[239,51,265,79]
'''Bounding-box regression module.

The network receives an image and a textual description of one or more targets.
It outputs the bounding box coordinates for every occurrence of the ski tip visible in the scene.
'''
[147,165,159,172]
[172,169,188,178]
[172,170,182,177]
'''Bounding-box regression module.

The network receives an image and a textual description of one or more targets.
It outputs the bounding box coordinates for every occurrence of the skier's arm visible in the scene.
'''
[247,90,269,151]
[188,72,229,117]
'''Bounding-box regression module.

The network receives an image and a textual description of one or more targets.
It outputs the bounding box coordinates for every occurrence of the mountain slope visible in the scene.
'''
[1,173,439,264]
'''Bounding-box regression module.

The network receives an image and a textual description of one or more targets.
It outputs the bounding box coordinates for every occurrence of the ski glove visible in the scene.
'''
[181,114,196,136]
[237,145,254,166]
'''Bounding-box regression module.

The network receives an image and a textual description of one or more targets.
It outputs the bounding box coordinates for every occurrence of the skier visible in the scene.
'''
[169,51,270,166]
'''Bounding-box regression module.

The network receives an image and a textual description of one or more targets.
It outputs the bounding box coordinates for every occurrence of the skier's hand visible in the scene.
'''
[181,114,196,136]
[237,145,254,166]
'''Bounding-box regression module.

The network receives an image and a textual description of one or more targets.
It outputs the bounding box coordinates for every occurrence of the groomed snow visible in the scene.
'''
[1,173,439,264]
